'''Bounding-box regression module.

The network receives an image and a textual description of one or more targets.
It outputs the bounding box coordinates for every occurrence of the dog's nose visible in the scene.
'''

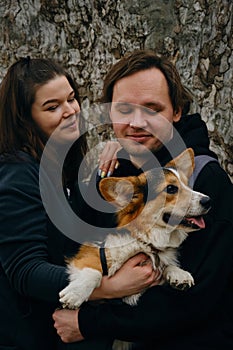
[200,196,211,209]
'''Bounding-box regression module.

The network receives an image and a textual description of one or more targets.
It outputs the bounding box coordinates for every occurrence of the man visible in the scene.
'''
[53,50,233,349]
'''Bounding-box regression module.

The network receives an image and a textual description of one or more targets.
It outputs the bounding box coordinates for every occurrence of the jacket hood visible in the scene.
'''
[174,113,217,158]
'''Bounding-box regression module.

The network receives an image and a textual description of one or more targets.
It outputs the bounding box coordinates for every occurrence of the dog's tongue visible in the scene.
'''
[187,216,205,229]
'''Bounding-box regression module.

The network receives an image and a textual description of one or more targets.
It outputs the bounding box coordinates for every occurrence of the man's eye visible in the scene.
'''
[143,107,159,115]
[118,108,133,115]
[164,185,178,194]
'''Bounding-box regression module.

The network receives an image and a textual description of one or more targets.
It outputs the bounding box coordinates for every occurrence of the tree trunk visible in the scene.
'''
[0,0,232,181]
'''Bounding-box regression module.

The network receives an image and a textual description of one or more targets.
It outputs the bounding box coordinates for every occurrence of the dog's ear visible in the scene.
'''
[99,176,138,208]
[165,148,195,178]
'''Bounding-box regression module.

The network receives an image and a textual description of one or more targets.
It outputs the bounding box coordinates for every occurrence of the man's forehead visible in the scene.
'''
[112,69,170,101]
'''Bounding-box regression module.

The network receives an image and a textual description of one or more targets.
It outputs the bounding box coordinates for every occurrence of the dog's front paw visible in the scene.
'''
[170,277,194,291]
[59,281,88,309]
[165,266,194,291]
[123,292,142,306]
[59,267,102,309]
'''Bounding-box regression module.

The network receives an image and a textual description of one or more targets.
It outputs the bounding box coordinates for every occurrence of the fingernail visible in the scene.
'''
[98,169,101,176]
[107,171,111,177]
[101,171,106,178]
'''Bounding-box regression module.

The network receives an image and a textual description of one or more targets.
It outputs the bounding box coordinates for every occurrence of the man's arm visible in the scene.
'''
[53,254,162,342]
[77,163,233,341]
[54,163,233,343]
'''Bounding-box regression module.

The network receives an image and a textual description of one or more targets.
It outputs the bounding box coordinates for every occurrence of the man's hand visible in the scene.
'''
[52,308,84,343]
[90,253,162,300]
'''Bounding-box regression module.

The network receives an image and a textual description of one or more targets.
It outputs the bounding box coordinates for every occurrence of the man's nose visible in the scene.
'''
[129,108,147,128]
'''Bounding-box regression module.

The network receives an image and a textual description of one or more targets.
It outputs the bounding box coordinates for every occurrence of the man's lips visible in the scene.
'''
[126,134,153,142]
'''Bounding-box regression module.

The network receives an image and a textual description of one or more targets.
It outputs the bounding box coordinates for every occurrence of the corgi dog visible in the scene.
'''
[59,148,211,308]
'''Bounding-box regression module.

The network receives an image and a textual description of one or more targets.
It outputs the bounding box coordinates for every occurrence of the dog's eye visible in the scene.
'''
[165,185,178,194]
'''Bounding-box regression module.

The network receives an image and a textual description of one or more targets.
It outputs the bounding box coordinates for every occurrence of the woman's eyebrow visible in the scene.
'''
[42,90,75,107]
[42,98,58,107]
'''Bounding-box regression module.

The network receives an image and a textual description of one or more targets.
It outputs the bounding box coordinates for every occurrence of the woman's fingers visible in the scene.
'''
[98,141,121,177]
[98,159,119,178]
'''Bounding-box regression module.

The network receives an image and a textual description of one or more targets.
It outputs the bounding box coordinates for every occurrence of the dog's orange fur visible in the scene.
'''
[68,245,102,272]
[100,175,146,227]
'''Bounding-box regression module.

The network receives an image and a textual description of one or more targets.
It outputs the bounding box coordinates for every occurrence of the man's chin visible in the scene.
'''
[121,144,155,165]
[120,140,157,156]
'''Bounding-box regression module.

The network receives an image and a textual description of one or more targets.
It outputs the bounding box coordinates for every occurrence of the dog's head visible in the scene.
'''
[99,148,211,246]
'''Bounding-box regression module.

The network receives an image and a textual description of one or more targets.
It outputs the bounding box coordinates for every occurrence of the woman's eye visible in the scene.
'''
[164,185,178,194]
[47,105,58,111]
[68,97,76,103]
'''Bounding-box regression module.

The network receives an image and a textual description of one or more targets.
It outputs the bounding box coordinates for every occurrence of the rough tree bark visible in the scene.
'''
[0,0,232,180]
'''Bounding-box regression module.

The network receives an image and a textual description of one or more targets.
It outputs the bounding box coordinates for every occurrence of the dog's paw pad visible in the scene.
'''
[170,280,194,291]
[59,287,84,309]
[166,269,194,291]
[59,296,82,309]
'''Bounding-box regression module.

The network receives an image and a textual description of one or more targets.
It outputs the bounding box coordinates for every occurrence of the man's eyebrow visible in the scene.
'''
[42,90,75,107]
[114,101,164,107]
[143,102,165,109]
[114,102,131,106]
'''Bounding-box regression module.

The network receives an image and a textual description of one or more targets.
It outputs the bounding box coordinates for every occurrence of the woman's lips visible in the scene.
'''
[61,120,77,130]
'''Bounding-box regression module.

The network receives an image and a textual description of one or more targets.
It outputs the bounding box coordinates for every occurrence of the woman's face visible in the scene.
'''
[31,75,80,143]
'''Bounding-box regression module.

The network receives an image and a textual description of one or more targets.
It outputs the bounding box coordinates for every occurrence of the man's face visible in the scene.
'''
[110,68,181,165]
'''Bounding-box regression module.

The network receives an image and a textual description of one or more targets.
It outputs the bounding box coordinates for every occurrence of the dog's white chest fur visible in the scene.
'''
[59,229,193,309]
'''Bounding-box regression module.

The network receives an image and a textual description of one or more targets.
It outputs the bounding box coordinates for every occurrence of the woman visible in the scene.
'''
[0,57,158,350]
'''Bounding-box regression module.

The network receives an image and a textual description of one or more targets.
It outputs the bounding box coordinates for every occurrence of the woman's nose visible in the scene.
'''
[63,103,78,118]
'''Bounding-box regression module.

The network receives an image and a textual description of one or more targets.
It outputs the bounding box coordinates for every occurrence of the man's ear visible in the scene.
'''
[165,148,195,179]
[99,176,136,208]
[173,107,182,122]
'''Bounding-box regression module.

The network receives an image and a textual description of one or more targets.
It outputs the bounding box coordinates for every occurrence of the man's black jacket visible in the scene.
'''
[78,114,233,349]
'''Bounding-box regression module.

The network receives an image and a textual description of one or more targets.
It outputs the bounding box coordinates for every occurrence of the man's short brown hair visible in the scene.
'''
[100,49,193,115]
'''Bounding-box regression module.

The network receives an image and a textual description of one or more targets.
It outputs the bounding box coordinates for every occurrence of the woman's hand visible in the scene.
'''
[98,141,121,178]
[90,253,161,300]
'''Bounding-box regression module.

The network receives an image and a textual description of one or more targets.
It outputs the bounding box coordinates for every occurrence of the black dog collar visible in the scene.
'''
[100,246,108,275]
